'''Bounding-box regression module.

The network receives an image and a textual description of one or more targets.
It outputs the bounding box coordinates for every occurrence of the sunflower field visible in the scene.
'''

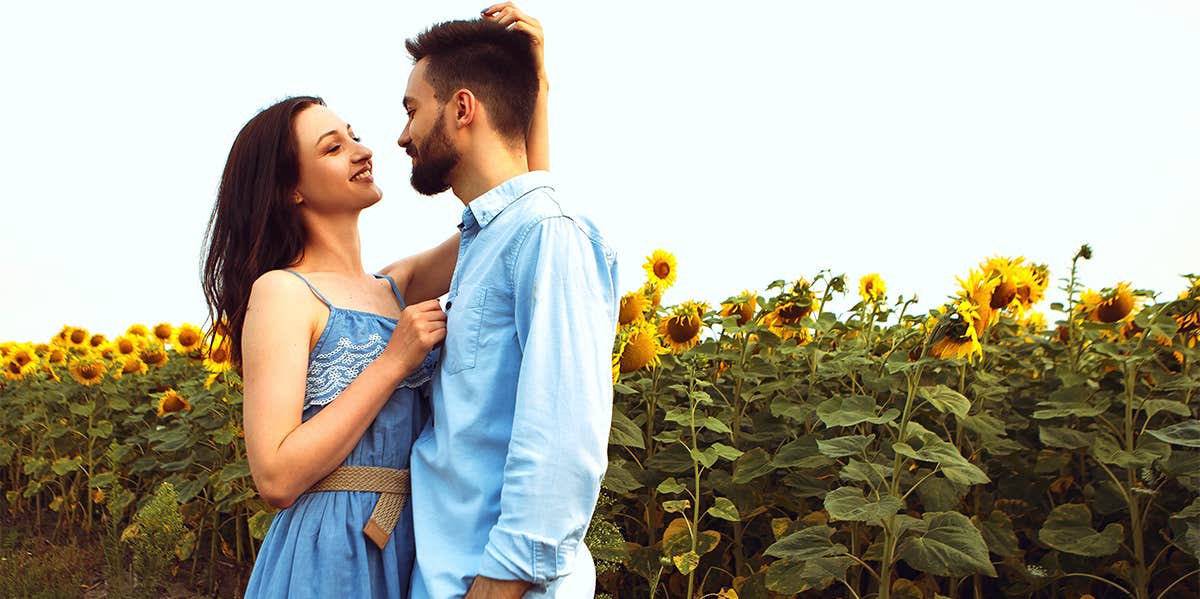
[3,245,1200,599]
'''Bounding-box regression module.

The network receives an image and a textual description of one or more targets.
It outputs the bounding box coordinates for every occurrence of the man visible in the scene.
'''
[398,12,618,599]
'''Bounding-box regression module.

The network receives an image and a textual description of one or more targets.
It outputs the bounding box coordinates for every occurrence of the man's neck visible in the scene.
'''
[450,143,531,206]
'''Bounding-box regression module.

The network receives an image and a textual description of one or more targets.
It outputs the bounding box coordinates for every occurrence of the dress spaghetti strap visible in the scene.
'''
[373,273,408,309]
[282,270,333,307]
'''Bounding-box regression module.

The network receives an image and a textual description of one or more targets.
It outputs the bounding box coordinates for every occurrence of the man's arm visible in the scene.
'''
[473,215,617,590]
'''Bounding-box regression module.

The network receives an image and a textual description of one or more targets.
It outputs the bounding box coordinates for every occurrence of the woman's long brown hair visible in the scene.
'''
[201,96,324,366]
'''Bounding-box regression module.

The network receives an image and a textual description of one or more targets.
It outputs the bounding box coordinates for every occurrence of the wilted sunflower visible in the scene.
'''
[859,274,887,304]
[152,323,174,343]
[660,301,708,353]
[643,249,677,290]
[126,324,151,339]
[172,323,204,354]
[762,280,818,342]
[139,343,169,368]
[615,319,665,374]
[926,302,983,362]
[156,389,191,416]
[69,358,107,386]
[618,289,652,326]
[720,290,757,327]
[1079,282,1138,323]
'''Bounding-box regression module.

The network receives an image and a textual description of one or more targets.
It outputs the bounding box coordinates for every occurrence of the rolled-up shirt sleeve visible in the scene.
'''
[476,215,617,584]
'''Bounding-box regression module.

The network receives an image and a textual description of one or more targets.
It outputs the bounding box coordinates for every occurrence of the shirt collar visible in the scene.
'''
[460,170,555,230]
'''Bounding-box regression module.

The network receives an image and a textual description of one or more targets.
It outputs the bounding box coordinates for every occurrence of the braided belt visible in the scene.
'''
[307,466,411,549]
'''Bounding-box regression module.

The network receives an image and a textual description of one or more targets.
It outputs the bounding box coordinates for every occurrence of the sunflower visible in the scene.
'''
[955,269,999,332]
[1020,311,1047,332]
[2,345,40,380]
[56,326,90,349]
[203,334,233,372]
[9,344,38,370]
[615,319,666,374]
[1079,282,1138,323]
[139,343,169,368]
[1016,263,1050,309]
[618,289,652,326]
[926,301,983,362]
[112,336,141,357]
[152,323,174,344]
[110,355,148,380]
[659,301,708,353]
[126,324,151,339]
[172,323,204,354]
[44,346,68,365]
[69,358,107,386]
[2,359,28,381]
[643,249,677,290]
[156,389,191,416]
[859,274,887,304]
[720,290,757,327]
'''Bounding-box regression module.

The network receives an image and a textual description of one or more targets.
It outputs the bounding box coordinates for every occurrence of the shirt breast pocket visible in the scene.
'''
[443,285,488,375]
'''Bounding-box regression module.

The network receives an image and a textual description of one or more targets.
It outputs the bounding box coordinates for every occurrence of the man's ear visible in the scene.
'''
[451,89,477,129]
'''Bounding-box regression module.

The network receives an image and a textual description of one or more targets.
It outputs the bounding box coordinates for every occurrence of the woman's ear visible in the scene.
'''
[292,190,303,204]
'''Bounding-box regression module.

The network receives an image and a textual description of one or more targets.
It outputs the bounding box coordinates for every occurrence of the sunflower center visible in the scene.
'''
[179,330,200,346]
[141,349,167,365]
[990,281,1017,309]
[6,362,21,375]
[654,262,671,279]
[154,326,171,340]
[15,353,31,366]
[118,340,135,354]
[211,347,229,363]
[666,316,700,342]
[80,363,102,378]
[1095,292,1134,323]
[778,303,810,322]
[70,330,87,344]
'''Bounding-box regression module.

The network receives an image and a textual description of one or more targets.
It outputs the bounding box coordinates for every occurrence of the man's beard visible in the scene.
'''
[409,114,460,196]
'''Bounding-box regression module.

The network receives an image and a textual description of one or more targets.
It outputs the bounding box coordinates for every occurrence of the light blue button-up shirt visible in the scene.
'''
[410,171,618,598]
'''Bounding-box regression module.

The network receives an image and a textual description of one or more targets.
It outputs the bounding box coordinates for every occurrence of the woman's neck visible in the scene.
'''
[294,210,366,275]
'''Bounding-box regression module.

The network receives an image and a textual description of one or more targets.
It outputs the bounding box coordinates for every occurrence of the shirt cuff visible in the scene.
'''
[477,524,586,585]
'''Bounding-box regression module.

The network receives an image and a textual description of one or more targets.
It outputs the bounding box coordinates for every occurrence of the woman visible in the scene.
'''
[200,5,548,597]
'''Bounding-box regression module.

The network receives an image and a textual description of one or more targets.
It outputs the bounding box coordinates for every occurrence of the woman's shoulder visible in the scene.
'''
[246,270,325,324]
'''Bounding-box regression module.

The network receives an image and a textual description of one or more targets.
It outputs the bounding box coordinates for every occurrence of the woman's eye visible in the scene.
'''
[352,136,361,142]
[326,144,341,154]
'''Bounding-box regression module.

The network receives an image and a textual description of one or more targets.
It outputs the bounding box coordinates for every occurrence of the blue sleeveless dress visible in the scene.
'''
[244,271,437,599]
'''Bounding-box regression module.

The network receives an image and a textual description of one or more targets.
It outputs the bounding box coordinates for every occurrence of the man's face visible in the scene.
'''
[398,60,461,196]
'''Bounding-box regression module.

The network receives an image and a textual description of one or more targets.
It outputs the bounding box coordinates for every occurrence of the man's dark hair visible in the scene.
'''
[406,19,539,143]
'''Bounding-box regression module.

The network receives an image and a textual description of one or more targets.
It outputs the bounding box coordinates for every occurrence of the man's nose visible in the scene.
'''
[397,127,411,149]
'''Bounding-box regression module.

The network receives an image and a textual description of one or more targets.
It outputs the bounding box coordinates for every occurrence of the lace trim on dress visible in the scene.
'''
[302,333,439,410]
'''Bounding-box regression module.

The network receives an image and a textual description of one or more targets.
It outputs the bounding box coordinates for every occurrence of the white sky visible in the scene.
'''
[1,1,1197,342]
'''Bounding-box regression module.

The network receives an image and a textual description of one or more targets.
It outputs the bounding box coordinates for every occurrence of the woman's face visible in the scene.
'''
[292,104,382,212]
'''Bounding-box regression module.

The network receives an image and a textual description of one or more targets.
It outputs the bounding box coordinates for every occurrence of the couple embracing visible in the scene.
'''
[201,5,617,598]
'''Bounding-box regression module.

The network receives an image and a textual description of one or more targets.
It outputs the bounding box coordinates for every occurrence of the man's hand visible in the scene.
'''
[465,575,532,599]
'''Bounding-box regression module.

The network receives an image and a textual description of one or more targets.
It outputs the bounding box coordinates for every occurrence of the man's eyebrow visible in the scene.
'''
[402,97,415,109]
[315,125,352,147]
